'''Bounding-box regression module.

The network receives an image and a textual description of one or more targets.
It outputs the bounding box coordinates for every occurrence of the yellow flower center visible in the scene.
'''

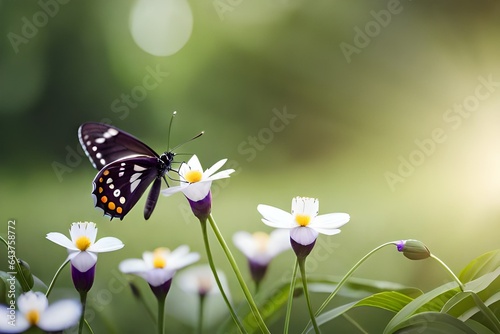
[153,248,168,268]
[25,310,40,325]
[253,232,270,253]
[185,170,203,183]
[75,236,92,251]
[295,214,311,227]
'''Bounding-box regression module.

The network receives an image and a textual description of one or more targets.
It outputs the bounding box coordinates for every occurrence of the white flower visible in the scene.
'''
[168,265,230,328]
[0,291,81,333]
[233,229,290,266]
[257,197,350,246]
[46,222,124,272]
[176,264,226,297]
[119,245,200,287]
[161,155,234,201]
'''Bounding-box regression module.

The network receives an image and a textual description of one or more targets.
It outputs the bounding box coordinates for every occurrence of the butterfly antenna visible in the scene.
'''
[166,111,177,150]
[171,131,204,152]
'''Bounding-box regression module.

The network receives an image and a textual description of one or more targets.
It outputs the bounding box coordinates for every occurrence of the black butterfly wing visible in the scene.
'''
[79,122,159,170]
[92,156,162,220]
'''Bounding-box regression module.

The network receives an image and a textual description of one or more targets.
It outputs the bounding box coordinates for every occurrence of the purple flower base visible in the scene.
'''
[71,264,96,293]
[187,192,212,220]
[290,237,316,259]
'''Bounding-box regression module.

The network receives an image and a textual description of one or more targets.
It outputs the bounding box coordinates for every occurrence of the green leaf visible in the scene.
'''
[465,319,497,334]
[383,281,460,334]
[460,250,500,283]
[392,312,477,334]
[307,275,422,299]
[305,291,416,332]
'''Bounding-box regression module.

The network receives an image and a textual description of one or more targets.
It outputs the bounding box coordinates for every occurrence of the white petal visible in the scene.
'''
[119,259,148,274]
[71,251,97,272]
[143,268,174,286]
[89,237,124,253]
[310,213,350,229]
[292,197,319,217]
[0,306,30,333]
[290,227,318,246]
[186,155,203,171]
[267,229,291,257]
[176,264,226,296]
[203,159,227,178]
[169,245,189,258]
[257,204,295,228]
[70,222,97,243]
[161,184,188,197]
[312,227,341,236]
[17,292,48,313]
[38,300,81,331]
[232,231,255,259]
[206,169,234,181]
[46,233,78,251]
[168,252,200,271]
[182,181,212,201]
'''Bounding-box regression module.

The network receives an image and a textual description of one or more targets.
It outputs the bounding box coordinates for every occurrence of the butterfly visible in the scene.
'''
[78,116,199,220]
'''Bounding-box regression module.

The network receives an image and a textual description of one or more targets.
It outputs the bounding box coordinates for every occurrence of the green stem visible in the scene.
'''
[197,294,205,334]
[200,219,246,334]
[342,313,368,334]
[45,258,70,297]
[207,214,270,334]
[78,291,87,334]
[284,259,299,334]
[157,295,166,334]
[298,257,320,334]
[430,254,466,291]
[302,241,395,334]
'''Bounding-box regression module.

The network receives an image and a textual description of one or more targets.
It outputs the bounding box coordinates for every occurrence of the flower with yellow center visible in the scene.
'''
[119,245,200,288]
[257,197,350,247]
[162,154,234,202]
[0,291,81,333]
[233,229,291,285]
[46,222,124,273]
[233,230,290,266]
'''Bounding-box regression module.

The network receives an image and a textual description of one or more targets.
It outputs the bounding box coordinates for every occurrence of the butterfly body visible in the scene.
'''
[79,123,175,220]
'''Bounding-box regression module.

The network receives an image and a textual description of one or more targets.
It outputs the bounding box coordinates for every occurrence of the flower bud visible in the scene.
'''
[396,239,431,260]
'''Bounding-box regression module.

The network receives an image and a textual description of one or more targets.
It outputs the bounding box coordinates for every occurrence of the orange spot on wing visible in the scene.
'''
[116,207,123,214]
[99,177,103,183]
[98,187,103,193]
[101,196,108,204]
[108,202,116,210]
[103,170,110,176]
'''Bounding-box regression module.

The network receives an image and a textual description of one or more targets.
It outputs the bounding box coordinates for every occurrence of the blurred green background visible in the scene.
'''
[1,0,500,332]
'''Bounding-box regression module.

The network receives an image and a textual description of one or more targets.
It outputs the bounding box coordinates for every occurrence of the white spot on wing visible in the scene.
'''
[130,173,141,183]
[131,179,140,193]
[92,146,97,152]
[134,165,146,172]
[107,178,113,184]
[118,172,124,177]
[109,184,115,189]
[108,128,119,136]
[100,158,106,165]
[95,138,105,144]
[96,153,102,159]
[84,135,89,140]
[120,197,126,204]
[113,189,120,197]
[86,140,91,146]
